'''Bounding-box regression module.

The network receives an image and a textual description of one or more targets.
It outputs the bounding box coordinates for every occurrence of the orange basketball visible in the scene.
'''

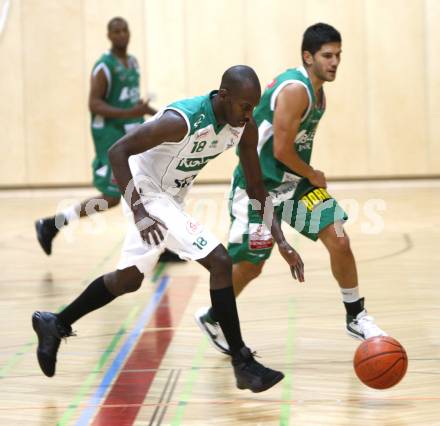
[353,336,408,389]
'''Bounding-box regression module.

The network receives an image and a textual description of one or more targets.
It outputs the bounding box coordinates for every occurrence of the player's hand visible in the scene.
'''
[133,209,167,246]
[308,169,327,188]
[277,242,305,283]
[134,101,153,116]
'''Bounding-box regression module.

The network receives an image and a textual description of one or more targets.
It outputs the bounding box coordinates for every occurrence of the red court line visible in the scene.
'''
[91,276,198,426]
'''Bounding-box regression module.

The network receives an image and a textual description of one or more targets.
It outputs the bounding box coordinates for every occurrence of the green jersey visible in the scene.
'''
[91,51,143,130]
[234,66,325,200]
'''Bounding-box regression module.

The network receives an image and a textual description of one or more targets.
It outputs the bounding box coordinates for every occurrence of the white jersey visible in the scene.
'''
[129,91,245,203]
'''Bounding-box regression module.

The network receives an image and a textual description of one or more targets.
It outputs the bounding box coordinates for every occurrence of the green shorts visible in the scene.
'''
[91,126,125,198]
[227,179,348,264]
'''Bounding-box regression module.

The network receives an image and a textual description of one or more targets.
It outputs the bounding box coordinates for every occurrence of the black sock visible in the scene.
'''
[210,287,244,355]
[57,276,116,326]
[344,297,365,317]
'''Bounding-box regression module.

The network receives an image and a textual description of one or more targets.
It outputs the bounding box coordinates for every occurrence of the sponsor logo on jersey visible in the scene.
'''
[230,128,241,138]
[226,138,237,149]
[267,78,277,89]
[176,154,220,171]
[186,219,203,235]
[269,181,298,205]
[210,140,218,148]
[248,223,274,250]
[195,128,210,140]
[300,188,332,212]
[295,129,316,152]
[174,174,197,188]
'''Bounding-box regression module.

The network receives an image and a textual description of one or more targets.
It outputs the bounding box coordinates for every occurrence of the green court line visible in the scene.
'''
[279,299,295,426]
[57,261,168,425]
[0,238,123,379]
[57,305,140,426]
[0,340,36,379]
[170,337,209,426]
[152,262,167,283]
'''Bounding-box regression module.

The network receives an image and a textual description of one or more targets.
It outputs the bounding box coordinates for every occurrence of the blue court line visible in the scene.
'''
[75,275,171,426]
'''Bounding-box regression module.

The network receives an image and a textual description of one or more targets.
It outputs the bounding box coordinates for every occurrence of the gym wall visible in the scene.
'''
[1,0,439,186]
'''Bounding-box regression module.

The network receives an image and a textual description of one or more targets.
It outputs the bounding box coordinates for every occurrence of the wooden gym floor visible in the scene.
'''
[0,181,439,426]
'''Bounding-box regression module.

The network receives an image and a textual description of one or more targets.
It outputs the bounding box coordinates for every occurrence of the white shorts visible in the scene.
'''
[117,193,221,273]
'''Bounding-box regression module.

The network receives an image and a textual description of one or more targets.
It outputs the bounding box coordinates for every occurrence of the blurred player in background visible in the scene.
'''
[35,17,181,262]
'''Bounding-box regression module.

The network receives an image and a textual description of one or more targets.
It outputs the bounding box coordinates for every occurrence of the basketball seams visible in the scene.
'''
[354,349,405,367]
[353,336,408,389]
[379,338,407,349]
[365,357,407,386]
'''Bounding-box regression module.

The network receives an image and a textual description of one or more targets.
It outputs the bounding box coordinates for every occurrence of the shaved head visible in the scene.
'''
[213,65,261,127]
[220,65,261,98]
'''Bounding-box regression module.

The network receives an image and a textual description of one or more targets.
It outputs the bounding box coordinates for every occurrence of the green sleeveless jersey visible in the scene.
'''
[91,51,143,129]
[234,66,325,194]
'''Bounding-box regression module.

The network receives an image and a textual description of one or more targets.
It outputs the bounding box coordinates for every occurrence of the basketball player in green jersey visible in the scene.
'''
[34,17,180,259]
[32,65,305,393]
[196,23,387,355]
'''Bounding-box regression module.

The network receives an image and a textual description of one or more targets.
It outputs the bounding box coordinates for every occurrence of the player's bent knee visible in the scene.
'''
[331,234,351,254]
[214,250,233,274]
[105,267,144,296]
[248,262,264,279]
[206,245,232,274]
[236,261,264,280]
[121,278,143,293]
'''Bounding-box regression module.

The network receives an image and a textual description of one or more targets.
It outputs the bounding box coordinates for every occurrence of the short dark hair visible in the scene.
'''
[107,17,127,32]
[301,23,341,63]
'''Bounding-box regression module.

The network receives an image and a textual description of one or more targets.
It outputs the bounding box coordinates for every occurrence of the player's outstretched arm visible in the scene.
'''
[108,110,188,244]
[238,119,304,282]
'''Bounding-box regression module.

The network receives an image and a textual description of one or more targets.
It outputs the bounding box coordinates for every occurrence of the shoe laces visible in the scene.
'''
[56,323,76,340]
[62,330,77,343]
[243,357,268,375]
[239,349,265,371]
[356,313,385,337]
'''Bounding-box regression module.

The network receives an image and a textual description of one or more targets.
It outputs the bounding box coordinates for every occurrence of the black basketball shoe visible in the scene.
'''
[232,346,284,393]
[32,311,75,377]
[35,217,61,255]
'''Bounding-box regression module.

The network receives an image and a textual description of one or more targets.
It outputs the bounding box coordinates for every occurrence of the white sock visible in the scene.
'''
[341,286,360,303]
[62,205,80,223]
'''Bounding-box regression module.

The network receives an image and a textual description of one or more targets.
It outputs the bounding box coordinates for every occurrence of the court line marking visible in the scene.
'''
[0,237,124,379]
[264,232,413,278]
[150,369,181,426]
[157,369,181,425]
[170,337,209,426]
[148,369,176,426]
[57,305,140,426]
[279,298,295,426]
[75,275,171,426]
[91,276,198,425]
[57,254,166,426]
[3,394,440,412]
